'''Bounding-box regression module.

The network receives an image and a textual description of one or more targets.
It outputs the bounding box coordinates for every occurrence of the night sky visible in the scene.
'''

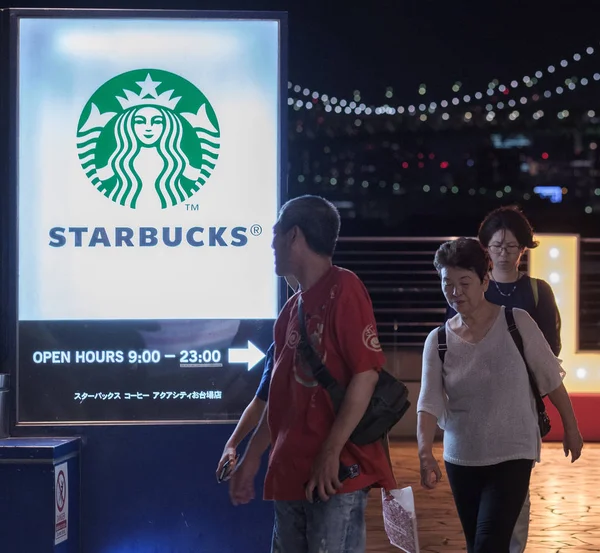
[3,0,599,103]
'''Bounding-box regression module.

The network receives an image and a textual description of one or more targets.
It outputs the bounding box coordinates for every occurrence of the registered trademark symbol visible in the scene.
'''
[250,224,263,236]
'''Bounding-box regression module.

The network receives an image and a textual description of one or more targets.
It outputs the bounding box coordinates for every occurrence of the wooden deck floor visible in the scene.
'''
[366,441,600,552]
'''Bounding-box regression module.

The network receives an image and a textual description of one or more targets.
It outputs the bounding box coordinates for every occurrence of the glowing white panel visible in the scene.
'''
[529,234,600,393]
[18,17,280,321]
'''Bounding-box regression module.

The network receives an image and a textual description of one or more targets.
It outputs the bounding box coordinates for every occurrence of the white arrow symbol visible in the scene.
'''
[227,341,266,371]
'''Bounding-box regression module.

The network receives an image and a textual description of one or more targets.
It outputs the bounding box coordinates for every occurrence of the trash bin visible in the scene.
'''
[0,437,81,553]
[0,374,9,439]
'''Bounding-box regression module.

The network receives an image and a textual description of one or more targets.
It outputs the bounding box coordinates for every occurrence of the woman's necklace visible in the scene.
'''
[491,270,521,297]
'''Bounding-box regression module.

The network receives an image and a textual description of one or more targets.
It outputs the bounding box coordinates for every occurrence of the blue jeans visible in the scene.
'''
[271,490,369,553]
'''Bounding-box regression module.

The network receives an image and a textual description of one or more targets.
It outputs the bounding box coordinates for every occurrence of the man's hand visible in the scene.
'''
[229,452,261,506]
[563,425,583,463]
[419,452,442,490]
[216,445,237,482]
[305,446,342,503]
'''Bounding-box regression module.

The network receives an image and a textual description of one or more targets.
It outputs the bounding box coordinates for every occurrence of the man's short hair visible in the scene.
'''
[277,195,341,257]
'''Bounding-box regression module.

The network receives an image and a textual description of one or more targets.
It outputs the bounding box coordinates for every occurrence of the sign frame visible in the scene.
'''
[1,8,288,428]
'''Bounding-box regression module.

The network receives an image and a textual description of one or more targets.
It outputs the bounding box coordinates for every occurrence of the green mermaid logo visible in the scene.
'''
[76,69,220,209]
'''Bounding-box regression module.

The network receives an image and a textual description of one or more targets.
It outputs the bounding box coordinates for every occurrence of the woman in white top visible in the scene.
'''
[417,237,583,553]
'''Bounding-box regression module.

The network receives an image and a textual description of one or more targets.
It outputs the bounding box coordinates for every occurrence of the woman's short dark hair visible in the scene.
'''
[434,238,490,282]
[478,206,539,249]
[277,195,341,257]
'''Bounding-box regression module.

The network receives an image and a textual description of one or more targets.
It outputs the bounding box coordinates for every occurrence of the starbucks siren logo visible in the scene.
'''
[76,69,220,209]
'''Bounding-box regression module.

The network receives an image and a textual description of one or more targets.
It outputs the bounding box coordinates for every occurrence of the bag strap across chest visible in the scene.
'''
[437,308,546,415]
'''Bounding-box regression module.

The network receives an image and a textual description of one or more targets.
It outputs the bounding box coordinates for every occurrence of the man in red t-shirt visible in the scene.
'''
[229,195,395,553]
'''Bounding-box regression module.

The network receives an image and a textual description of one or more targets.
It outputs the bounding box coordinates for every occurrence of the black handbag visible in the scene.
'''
[437,307,551,438]
[296,296,410,446]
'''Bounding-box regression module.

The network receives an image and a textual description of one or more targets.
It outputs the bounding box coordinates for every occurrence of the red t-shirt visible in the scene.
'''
[264,266,397,501]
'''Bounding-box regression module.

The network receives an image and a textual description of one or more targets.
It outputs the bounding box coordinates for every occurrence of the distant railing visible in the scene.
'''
[333,236,600,351]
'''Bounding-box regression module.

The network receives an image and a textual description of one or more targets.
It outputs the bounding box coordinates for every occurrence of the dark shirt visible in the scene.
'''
[446,275,562,356]
[255,342,275,401]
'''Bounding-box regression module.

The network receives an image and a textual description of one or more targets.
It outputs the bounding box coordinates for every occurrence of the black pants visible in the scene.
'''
[445,459,533,553]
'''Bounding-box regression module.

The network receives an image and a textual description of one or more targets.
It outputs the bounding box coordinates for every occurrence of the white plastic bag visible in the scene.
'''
[381,487,420,553]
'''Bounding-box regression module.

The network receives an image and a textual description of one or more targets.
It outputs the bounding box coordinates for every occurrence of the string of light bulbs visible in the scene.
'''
[287,43,599,115]
[287,70,600,122]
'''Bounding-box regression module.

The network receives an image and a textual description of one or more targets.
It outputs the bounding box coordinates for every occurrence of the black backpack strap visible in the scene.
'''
[437,325,447,364]
[505,308,547,410]
[296,296,339,391]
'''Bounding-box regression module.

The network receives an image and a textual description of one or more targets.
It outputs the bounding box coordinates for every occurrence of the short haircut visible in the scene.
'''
[478,206,538,249]
[434,238,491,282]
[277,195,341,257]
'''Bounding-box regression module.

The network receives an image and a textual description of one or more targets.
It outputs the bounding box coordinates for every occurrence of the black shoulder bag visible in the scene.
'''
[505,307,552,437]
[296,296,410,446]
[437,308,551,437]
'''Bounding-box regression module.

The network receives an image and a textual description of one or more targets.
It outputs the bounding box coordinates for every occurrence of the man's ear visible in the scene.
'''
[288,225,301,244]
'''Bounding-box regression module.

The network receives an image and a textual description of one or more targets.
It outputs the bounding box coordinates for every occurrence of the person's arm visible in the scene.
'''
[547,384,577,429]
[228,398,266,448]
[533,279,562,356]
[417,412,438,458]
[216,397,266,478]
[229,405,272,506]
[416,330,445,488]
[216,343,274,478]
[322,370,379,455]
[308,369,379,501]
[514,307,566,393]
[546,383,582,461]
[513,309,582,461]
[417,412,442,489]
[243,404,272,458]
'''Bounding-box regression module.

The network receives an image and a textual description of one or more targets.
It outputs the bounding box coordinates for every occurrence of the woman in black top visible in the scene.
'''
[478,206,561,356]
[447,206,561,356]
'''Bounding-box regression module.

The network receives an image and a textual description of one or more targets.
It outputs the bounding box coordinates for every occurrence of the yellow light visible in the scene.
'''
[529,234,600,392]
